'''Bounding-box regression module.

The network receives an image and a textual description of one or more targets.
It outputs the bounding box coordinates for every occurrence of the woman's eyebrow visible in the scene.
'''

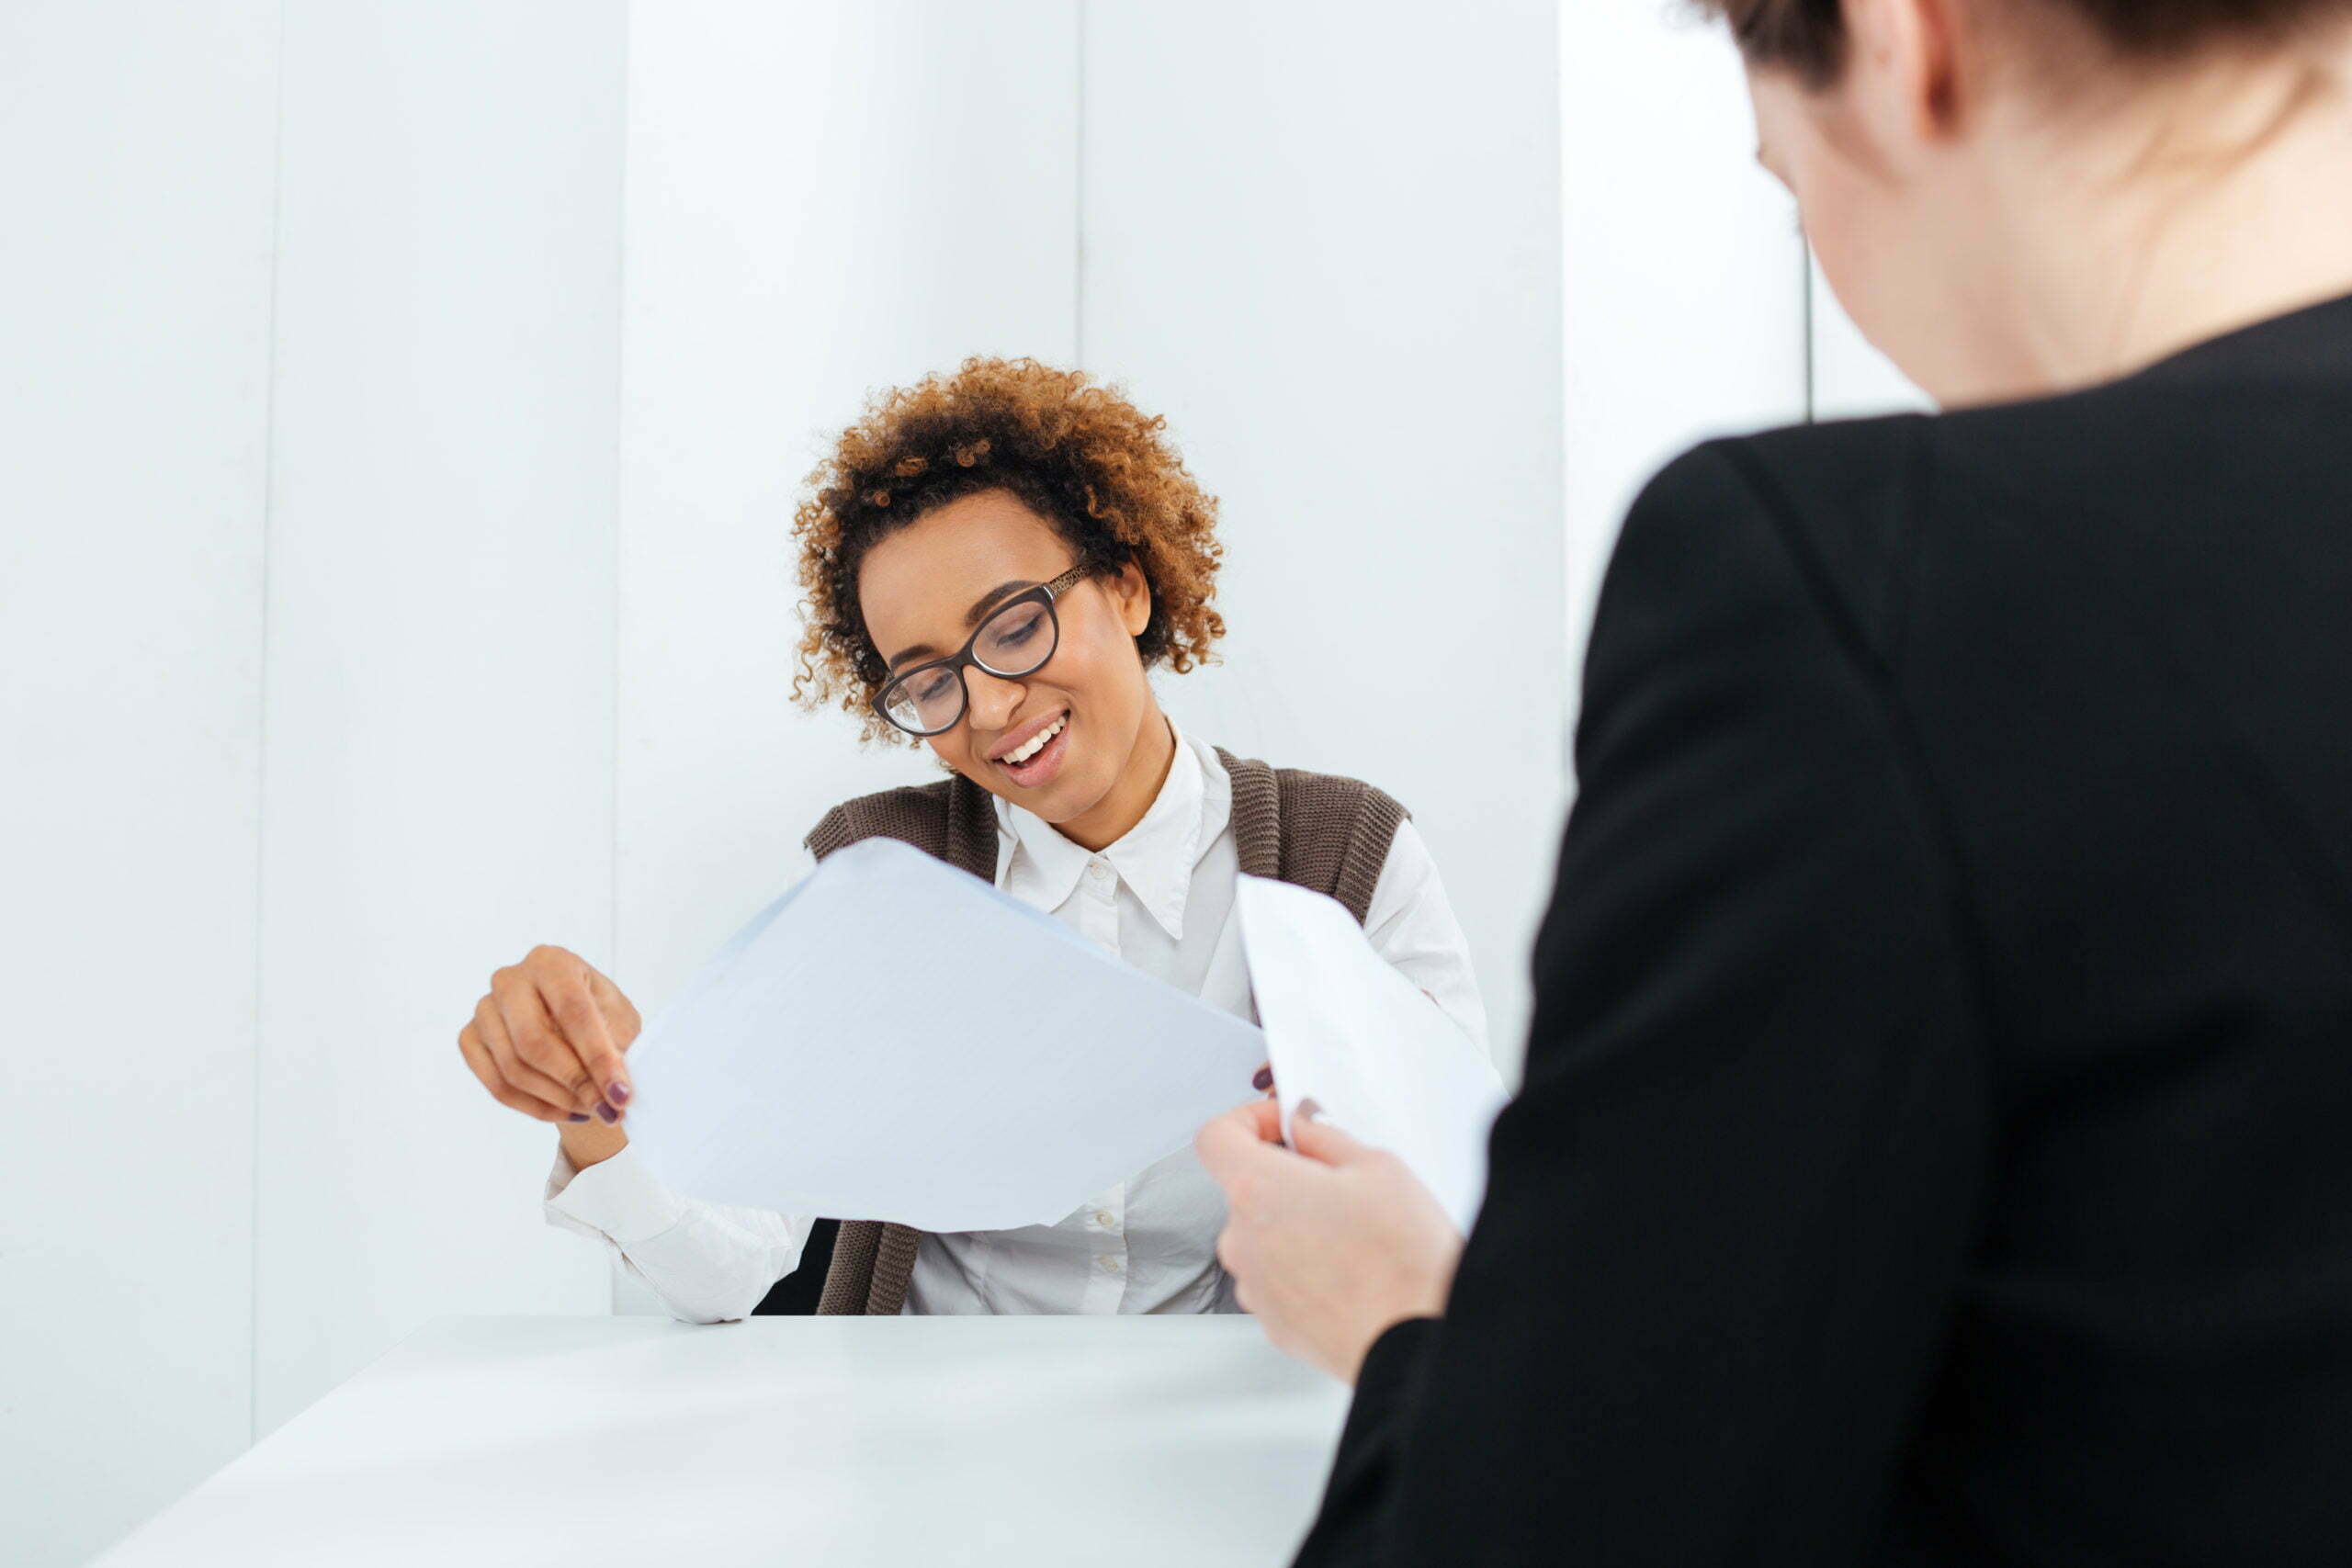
[963,579,1036,627]
[882,580,1039,671]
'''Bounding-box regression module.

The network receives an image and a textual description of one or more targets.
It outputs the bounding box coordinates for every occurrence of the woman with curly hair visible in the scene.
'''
[458,355,1487,1321]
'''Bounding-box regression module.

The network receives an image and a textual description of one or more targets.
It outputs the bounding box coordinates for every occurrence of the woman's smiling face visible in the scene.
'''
[858,488,1161,836]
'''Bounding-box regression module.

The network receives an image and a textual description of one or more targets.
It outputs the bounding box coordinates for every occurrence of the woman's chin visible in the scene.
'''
[1023,770,1119,831]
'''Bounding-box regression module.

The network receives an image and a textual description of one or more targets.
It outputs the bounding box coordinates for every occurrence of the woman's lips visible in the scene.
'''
[990,709,1065,763]
[998,714,1071,790]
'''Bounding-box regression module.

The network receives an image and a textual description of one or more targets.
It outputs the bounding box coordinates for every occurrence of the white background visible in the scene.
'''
[2,2,1924,1562]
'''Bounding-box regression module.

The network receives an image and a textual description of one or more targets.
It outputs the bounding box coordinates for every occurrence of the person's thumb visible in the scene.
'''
[1289,1100,1373,1167]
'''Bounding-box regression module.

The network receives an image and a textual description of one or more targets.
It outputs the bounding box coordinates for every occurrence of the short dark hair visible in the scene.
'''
[1698,0,2352,86]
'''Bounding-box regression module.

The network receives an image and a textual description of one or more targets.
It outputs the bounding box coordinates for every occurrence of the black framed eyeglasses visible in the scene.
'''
[871,564,1092,738]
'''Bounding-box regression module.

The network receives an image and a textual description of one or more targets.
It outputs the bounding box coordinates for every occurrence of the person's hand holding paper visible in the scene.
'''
[619,838,1267,1234]
[1199,1096,1466,1382]
[1197,874,1508,1380]
[1233,875,1506,1231]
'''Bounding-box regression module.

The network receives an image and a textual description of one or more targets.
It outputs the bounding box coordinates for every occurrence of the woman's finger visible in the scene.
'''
[1194,1098,1290,1185]
[477,994,597,1120]
[538,960,631,1111]
[587,964,642,1046]
[458,1022,574,1123]
[456,1021,502,1098]
[1288,1101,1374,1167]
[490,967,602,1114]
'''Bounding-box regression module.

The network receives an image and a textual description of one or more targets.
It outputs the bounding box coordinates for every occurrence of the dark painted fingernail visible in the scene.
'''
[1251,1066,1273,1092]
[1296,1098,1322,1122]
[606,1081,631,1107]
[567,1112,591,1122]
[594,1101,619,1124]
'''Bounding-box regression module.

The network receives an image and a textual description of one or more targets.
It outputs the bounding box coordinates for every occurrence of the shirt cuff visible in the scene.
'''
[542,1145,692,1245]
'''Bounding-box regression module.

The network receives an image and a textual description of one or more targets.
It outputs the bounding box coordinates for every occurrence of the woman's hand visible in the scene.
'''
[457,945,639,1129]
[1195,1098,1463,1383]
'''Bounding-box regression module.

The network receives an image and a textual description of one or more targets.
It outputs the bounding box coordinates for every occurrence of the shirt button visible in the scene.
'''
[1097,1255,1123,1273]
[1088,859,1111,882]
[1093,1210,1116,1229]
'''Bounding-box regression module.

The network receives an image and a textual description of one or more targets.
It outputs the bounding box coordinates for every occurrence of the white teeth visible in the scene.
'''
[1002,716,1066,766]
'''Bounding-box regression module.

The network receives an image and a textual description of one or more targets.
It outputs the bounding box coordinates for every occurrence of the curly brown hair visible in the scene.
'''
[791,356,1227,743]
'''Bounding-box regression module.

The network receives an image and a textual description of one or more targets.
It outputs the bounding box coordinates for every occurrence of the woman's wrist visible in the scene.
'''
[557,1119,628,1170]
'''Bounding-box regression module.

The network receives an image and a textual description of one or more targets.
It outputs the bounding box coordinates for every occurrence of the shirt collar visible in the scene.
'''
[992,718,1228,942]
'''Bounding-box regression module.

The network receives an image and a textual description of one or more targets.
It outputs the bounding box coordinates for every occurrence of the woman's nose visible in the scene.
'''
[964,668,1025,731]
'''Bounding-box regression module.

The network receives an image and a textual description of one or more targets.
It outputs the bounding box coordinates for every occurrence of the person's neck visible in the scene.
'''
[1988,34,2352,398]
[1057,704,1178,853]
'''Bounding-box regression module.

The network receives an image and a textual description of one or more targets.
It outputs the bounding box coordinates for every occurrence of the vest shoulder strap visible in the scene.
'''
[1213,745,1409,927]
[803,773,999,882]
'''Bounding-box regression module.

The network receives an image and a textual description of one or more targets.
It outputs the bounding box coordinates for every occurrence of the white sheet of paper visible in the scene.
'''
[1235,874,1508,1231]
[619,838,1267,1234]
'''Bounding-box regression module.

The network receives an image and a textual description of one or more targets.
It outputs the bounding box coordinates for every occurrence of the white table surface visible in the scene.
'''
[95,1314,1356,1568]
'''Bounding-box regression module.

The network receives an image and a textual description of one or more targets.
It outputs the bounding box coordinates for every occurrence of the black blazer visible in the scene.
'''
[1300,294,2352,1566]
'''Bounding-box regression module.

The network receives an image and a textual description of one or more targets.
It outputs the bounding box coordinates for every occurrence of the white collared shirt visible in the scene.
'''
[544,724,1487,1321]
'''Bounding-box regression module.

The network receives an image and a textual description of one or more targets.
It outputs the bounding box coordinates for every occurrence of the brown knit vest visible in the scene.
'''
[798,745,1407,1317]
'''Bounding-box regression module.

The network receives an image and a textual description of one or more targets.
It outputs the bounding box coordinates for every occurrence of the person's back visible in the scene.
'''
[1192,4,2352,1563]
[1732,294,2352,1558]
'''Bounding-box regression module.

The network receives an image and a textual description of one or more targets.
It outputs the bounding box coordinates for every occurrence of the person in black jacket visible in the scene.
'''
[1196,1,2352,1562]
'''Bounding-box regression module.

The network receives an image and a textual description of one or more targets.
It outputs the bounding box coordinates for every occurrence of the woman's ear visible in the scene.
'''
[1108,561,1153,639]
[1846,0,1969,153]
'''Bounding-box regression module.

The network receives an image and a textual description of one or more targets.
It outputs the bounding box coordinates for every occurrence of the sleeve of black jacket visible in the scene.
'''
[1292,439,1989,1568]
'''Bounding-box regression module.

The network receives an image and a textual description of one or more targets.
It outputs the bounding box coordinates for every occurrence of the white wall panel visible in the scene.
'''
[1811,257,1935,418]
[1562,1,1812,747]
[616,0,1078,1030]
[1081,0,1564,1074]
[254,0,625,1427]
[613,3,1079,1309]
[7,8,1855,1554]
[0,4,278,1562]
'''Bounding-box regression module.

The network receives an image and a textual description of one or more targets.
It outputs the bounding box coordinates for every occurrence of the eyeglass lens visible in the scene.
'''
[880,593,1060,735]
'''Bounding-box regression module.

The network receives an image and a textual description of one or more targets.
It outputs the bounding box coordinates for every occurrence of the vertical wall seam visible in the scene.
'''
[1557,1,1578,787]
[1073,0,1085,367]
[609,0,633,1317]
[1551,0,1571,788]
[251,0,293,1446]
